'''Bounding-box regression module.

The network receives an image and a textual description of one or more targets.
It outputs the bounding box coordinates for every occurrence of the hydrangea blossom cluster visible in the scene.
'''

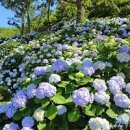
[49,74,61,84]
[3,123,19,130]
[22,116,34,128]
[72,87,94,106]
[52,60,69,72]
[94,91,110,105]
[81,58,95,76]
[114,93,130,108]
[93,79,107,92]
[107,75,126,94]
[89,117,110,130]
[12,91,27,109]
[116,52,130,62]
[34,66,47,76]
[36,82,56,99]
[56,105,67,115]
[116,113,129,125]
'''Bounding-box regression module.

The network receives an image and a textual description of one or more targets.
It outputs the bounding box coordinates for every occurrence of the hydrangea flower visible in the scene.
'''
[22,116,34,128]
[34,67,47,76]
[125,83,130,94]
[57,105,67,115]
[49,74,61,84]
[116,53,130,62]
[21,127,33,130]
[81,58,95,76]
[119,45,130,53]
[12,91,27,109]
[0,104,6,113]
[33,108,45,122]
[3,123,19,130]
[116,113,129,125]
[52,60,69,72]
[26,84,36,99]
[72,87,94,106]
[94,91,110,105]
[114,93,130,108]
[5,103,17,118]
[94,61,106,70]
[107,76,126,94]
[36,82,56,99]
[93,79,107,92]
[89,117,110,130]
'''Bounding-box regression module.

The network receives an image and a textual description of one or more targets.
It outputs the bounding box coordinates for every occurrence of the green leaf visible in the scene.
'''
[41,98,50,108]
[51,94,66,104]
[65,96,72,103]
[37,122,46,130]
[68,108,80,122]
[79,76,91,85]
[65,84,75,94]
[58,81,70,88]
[46,104,57,120]
[106,109,118,119]
[85,105,95,117]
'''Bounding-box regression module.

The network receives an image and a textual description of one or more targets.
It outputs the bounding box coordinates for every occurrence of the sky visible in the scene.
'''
[0,5,15,28]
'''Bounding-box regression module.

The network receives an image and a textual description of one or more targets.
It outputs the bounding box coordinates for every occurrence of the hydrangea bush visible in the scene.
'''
[0,17,130,130]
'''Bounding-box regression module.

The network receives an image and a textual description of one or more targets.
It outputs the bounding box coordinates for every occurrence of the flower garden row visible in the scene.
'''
[0,17,130,130]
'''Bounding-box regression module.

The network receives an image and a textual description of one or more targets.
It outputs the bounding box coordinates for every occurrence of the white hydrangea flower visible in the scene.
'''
[33,108,45,122]
[89,117,110,130]
[116,53,130,63]
[49,74,61,84]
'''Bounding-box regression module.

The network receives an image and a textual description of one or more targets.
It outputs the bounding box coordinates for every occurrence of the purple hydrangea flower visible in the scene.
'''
[94,91,110,105]
[114,93,130,108]
[22,116,34,128]
[52,60,69,72]
[62,44,69,50]
[116,114,129,125]
[126,83,130,94]
[12,91,27,109]
[72,87,94,106]
[36,82,56,99]
[34,67,47,76]
[3,123,19,130]
[95,35,104,41]
[93,79,107,92]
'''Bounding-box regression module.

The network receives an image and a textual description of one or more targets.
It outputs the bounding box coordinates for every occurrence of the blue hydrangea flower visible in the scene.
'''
[114,93,130,108]
[116,114,129,125]
[5,103,17,118]
[36,82,56,99]
[119,45,130,53]
[12,91,27,109]
[93,79,107,92]
[52,60,69,72]
[34,67,47,76]
[57,105,67,115]
[0,104,6,113]
[94,91,110,105]
[72,87,94,106]
[22,116,34,128]
[3,123,19,130]
[26,84,36,99]
[81,58,95,76]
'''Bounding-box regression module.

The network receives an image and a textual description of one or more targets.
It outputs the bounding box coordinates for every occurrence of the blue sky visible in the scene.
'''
[0,5,14,28]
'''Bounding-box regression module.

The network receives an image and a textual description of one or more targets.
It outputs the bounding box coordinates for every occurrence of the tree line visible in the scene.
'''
[0,0,130,35]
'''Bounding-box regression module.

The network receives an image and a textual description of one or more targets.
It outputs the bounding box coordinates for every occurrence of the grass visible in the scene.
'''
[0,28,19,38]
